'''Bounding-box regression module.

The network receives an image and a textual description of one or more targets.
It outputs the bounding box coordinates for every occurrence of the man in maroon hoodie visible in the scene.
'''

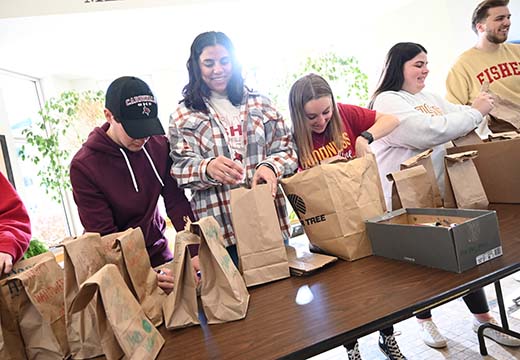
[70,76,196,292]
[0,172,31,275]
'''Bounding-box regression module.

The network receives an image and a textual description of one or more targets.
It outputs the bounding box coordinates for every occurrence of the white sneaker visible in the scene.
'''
[473,318,520,347]
[419,320,447,348]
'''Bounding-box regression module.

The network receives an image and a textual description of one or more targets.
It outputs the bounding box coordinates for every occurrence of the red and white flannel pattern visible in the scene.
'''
[169,90,298,246]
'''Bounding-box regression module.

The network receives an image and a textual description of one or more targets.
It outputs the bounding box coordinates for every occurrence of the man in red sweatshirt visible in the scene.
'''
[0,172,31,275]
[70,76,196,292]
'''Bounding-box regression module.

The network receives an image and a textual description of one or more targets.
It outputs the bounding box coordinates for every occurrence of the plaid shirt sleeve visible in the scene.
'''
[254,95,298,178]
[168,105,221,190]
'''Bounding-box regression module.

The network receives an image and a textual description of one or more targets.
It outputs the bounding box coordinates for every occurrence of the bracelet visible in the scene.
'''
[257,162,277,176]
[360,131,374,144]
[205,158,219,183]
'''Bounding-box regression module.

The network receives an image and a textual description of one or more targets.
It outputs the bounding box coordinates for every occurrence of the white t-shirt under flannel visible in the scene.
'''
[209,92,246,165]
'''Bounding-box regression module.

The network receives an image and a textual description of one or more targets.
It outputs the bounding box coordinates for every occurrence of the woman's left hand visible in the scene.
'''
[355,136,373,158]
[252,165,278,197]
[157,268,175,294]
[191,255,201,286]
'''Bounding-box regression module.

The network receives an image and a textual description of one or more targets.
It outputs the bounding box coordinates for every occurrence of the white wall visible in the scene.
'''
[0,0,206,19]
[33,0,520,102]
[1,0,518,123]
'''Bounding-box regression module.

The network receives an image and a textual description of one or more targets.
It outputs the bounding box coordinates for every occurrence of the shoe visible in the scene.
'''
[419,320,447,348]
[346,342,362,360]
[378,333,407,360]
[473,318,520,347]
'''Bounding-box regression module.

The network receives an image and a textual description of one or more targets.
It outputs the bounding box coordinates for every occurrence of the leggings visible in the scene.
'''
[344,326,394,350]
[416,288,489,319]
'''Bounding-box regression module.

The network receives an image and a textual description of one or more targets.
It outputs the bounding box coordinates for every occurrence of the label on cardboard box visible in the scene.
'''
[476,246,503,265]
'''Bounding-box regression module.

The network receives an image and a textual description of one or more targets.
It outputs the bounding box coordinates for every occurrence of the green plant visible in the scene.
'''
[22,239,49,259]
[19,90,104,203]
[269,52,369,116]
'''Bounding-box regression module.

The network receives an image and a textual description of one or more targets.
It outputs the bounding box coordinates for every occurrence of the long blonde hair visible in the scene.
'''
[288,73,344,169]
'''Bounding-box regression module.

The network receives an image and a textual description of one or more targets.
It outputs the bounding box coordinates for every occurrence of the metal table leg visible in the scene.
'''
[478,281,520,355]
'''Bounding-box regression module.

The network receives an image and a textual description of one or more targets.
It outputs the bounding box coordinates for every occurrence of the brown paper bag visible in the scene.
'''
[162,228,200,329]
[5,257,69,359]
[400,149,442,207]
[61,233,105,358]
[108,228,166,327]
[388,165,435,210]
[230,184,290,287]
[444,151,489,209]
[447,136,520,203]
[192,216,250,324]
[70,264,165,360]
[452,131,485,146]
[98,231,132,285]
[0,252,56,360]
[281,154,384,261]
[488,131,520,141]
[488,95,520,132]
[487,114,518,133]
[285,245,337,276]
[481,81,520,132]
[0,309,8,360]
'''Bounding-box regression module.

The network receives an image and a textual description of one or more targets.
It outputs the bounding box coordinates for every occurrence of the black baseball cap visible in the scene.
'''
[105,76,165,139]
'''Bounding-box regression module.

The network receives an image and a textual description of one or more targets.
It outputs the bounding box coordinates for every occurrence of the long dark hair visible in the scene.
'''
[181,31,244,112]
[369,42,427,109]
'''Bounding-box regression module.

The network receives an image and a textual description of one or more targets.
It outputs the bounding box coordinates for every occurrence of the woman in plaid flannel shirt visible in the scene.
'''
[169,31,297,264]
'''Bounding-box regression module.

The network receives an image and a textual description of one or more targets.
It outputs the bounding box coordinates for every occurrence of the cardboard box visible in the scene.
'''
[366,208,503,273]
[447,137,520,203]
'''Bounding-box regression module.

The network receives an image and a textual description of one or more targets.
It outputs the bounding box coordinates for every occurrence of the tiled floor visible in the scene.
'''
[309,272,520,360]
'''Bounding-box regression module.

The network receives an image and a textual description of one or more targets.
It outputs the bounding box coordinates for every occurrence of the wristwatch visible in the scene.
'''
[360,131,374,144]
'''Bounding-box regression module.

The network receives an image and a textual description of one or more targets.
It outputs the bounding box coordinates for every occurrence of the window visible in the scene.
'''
[0,70,72,247]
